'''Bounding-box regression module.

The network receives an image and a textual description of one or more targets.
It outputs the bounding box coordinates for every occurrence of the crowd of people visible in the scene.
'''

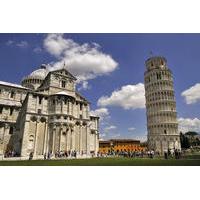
[29,150,82,160]
[164,148,182,159]
[26,149,183,160]
[44,150,77,160]
[97,150,146,158]
[4,150,20,158]
[4,148,182,160]
[98,149,182,159]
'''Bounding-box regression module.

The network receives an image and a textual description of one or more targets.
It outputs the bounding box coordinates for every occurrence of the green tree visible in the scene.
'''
[180,132,190,149]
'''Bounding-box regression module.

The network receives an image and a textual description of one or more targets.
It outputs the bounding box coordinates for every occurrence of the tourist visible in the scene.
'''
[168,148,171,157]
[29,152,33,160]
[150,150,154,158]
[164,150,168,159]
[47,152,51,160]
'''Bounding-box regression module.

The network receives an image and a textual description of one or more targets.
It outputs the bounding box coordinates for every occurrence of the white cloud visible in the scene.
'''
[133,134,147,142]
[110,133,121,139]
[181,83,200,104]
[104,125,117,132]
[44,33,73,57]
[99,134,106,140]
[78,80,91,91]
[16,41,28,48]
[128,127,136,132]
[90,108,110,121]
[43,34,118,89]
[6,40,28,48]
[99,133,121,140]
[178,117,200,133]
[6,40,14,46]
[33,47,42,53]
[97,83,145,110]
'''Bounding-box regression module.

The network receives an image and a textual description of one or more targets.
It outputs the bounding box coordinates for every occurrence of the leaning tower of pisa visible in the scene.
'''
[144,56,181,154]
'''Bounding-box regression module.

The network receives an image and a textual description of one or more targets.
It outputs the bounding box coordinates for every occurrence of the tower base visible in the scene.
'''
[148,134,181,155]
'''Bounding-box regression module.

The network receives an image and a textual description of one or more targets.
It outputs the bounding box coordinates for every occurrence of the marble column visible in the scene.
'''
[79,123,82,154]
[3,124,9,154]
[43,120,48,155]
[69,126,73,150]
[45,125,49,154]
[86,125,90,155]
[59,124,63,151]
[33,119,38,156]
[71,126,75,150]
[75,125,80,152]
[68,127,71,151]
[0,126,4,155]
[52,124,56,154]
[66,125,70,151]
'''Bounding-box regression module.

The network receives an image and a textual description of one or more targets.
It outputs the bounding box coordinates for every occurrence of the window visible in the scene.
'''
[38,109,42,114]
[80,114,82,119]
[164,129,167,134]
[62,81,66,88]
[10,91,15,98]
[0,106,3,114]
[10,108,14,116]
[39,96,43,104]
[80,103,83,111]
[9,127,14,135]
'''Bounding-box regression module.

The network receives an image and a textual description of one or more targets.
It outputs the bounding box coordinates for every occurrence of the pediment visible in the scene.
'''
[52,68,77,80]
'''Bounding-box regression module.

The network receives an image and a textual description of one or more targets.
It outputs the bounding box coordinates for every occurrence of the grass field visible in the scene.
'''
[0,154,200,166]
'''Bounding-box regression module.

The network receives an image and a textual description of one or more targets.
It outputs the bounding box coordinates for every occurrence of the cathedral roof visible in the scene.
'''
[0,81,28,89]
[53,91,76,98]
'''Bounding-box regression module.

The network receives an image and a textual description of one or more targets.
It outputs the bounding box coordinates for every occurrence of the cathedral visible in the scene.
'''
[0,64,99,159]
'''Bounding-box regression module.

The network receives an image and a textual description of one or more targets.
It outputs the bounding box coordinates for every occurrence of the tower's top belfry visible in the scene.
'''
[145,56,168,71]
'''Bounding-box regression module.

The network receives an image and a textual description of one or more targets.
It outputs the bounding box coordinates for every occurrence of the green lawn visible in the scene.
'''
[0,154,200,166]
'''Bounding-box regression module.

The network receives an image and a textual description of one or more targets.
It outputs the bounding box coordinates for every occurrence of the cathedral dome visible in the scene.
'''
[21,64,50,90]
[29,64,49,80]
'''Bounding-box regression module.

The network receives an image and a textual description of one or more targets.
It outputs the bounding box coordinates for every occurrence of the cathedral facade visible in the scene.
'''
[0,64,99,159]
[144,56,181,154]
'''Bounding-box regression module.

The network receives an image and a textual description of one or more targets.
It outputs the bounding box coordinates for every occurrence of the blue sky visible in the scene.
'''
[0,33,200,141]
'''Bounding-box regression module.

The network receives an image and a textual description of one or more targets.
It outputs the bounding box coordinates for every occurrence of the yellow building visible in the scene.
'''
[99,139,146,154]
